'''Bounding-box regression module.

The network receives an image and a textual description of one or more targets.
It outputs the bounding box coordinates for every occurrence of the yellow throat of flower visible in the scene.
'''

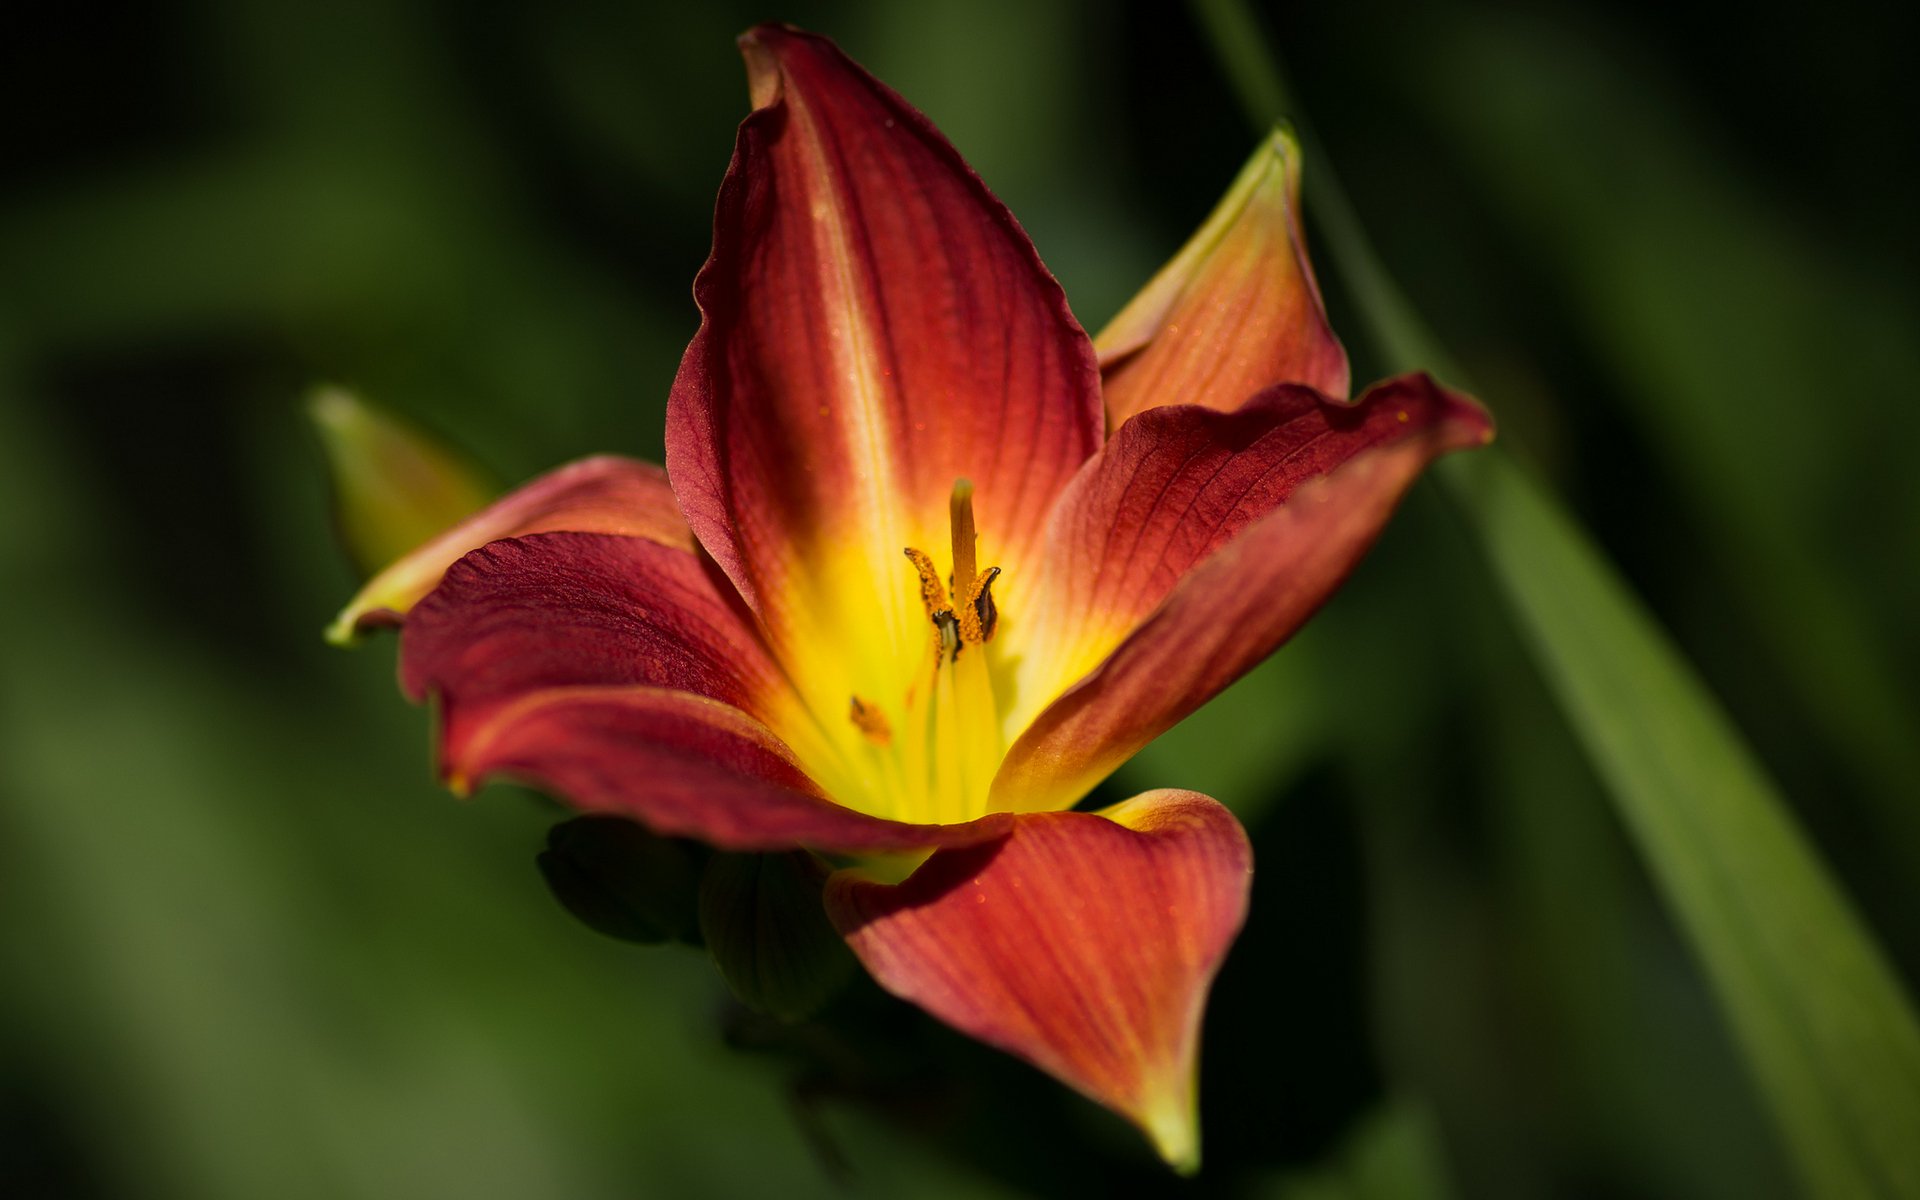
[806,479,1008,827]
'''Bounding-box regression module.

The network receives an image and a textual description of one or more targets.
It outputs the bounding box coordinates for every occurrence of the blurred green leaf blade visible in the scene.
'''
[1442,448,1920,1198]
[1190,3,1920,1195]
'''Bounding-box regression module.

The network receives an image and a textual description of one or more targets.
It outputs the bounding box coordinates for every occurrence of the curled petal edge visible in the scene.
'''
[827,789,1252,1172]
[330,456,693,644]
[998,374,1492,811]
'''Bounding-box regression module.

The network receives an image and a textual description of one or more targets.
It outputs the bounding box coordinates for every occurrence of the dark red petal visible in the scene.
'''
[332,455,692,642]
[997,375,1492,809]
[666,25,1102,673]
[453,685,1010,854]
[400,531,790,754]
[827,790,1252,1170]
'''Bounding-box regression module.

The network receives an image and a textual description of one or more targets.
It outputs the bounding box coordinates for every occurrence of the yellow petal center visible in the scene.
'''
[791,479,1009,826]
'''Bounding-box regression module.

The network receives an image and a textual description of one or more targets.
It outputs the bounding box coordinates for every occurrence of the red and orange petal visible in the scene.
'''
[448,685,1012,854]
[402,530,1016,853]
[665,24,1102,680]
[998,375,1492,811]
[827,789,1253,1172]
[400,531,790,754]
[329,456,693,643]
[1095,128,1348,426]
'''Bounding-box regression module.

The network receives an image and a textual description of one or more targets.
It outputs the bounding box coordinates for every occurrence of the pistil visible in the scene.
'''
[944,481,1003,806]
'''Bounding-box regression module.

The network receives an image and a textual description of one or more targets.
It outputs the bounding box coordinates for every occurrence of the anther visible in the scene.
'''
[904,481,1003,665]
[904,547,957,661]
[904,547,949,614]
[969,565,1000,643]
[954,565,1000,648]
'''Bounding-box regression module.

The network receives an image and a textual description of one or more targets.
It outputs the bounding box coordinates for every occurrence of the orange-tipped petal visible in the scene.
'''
[999,375,1492,810]
[329,456,693,644]
[1096,128,1349,426]
[666,25,1102,704]
[827,790,1252,1172]
[448,685,1011,854]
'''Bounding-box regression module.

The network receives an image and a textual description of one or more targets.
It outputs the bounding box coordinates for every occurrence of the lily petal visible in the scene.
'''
[827,789,1252,1172]
[666,24,1102,707]
[400,531,789,756]
[330,456,692,644]
[998,375,1491,810]
[309,386,497,578]
[449,685,1011,854]
[1095,128,1349,426]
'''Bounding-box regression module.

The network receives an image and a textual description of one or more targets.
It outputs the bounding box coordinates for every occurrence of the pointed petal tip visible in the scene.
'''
[1096,123,1349,418]
[736,23,823,109]
[1257,122,1305,186]
[736,20,806,49]
[304,382,354,430]
[1143,1096,1202,1175]
[736,26,782,108]
[828,792,1248,1167]
[1412,371,1497,445]
[324,603,402,647]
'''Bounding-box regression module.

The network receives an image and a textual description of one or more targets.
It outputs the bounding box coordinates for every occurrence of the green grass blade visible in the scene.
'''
[1427,17,1920,844]
[1441,448,1920,1198]
[1190,2,1920,1194]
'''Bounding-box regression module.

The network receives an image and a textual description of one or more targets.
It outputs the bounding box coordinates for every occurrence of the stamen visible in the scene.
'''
[904,546,960,661]
[848,695,892,746]
[883,480,1008,824]
[956,565,1000,647]
[903,547,949,616]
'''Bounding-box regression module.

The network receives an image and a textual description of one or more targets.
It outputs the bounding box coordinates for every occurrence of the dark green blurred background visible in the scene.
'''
[3,1,1916,1196]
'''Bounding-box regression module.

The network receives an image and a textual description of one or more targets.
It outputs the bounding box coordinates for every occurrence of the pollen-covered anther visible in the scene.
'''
[905,480,1003,664]
[904,547,948,616]
[955,565,1000,646]
[904,547,961,661]
[848,695,893,746]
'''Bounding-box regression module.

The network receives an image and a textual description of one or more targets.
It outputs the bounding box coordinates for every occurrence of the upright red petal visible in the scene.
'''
[827,790,1252,1172]
[666,25,1102,694]
[330,456,692,643]
[1096,129,1349,424]
[997,375,1492,810]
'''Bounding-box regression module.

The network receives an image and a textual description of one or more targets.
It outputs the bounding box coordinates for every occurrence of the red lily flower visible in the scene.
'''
[331,25,1489,1170]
